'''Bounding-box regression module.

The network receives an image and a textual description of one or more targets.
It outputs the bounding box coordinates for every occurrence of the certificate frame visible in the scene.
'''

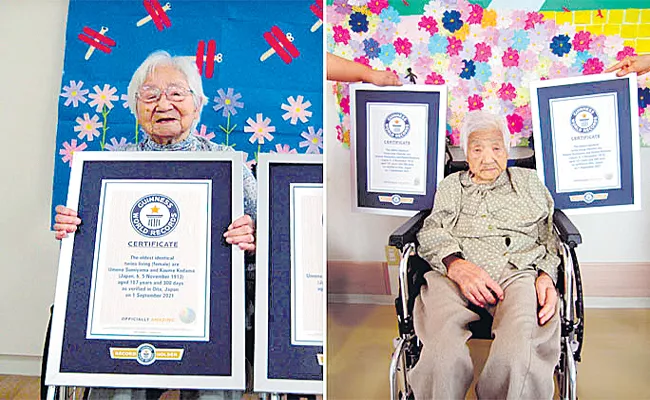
[350,83,448,217]
[254,153,323,394]
[530,73,641,214]
[46,151,246,390]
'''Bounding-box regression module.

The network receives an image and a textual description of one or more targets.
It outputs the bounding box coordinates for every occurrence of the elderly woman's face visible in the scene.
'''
[466,128,508,184]
[136,65,199,143]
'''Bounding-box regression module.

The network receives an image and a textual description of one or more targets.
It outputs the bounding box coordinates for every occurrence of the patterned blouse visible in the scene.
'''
[417,167,560,285]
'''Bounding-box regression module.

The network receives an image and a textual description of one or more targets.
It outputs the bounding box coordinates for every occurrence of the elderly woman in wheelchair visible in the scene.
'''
[390,110,584,399]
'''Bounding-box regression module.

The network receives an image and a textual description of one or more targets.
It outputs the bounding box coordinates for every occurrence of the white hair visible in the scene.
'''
[459,110,511,155]
[127,50,209,126]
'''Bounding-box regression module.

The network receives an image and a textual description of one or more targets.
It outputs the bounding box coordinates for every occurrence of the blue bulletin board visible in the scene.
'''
[52,0,323,225]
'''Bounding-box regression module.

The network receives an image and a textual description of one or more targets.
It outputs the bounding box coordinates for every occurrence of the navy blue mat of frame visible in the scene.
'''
[267,163,323,381]
[354,90,440,212]
[60,160,235,376]
[536,79,635,210]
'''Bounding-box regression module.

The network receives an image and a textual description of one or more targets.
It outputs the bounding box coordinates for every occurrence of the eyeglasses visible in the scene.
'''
[136,85,193,103]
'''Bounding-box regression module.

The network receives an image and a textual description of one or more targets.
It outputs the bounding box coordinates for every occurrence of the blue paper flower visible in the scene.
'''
[474,62,492,83]
[378,43,396,65]
[550,34,572,57]
[363,38,380,59]
[428,34,448,54]
[442,10,463,33]
[573,51,593,69]
[639,87,650,109]
[460,59,476,79]
[511,30,530,51]
[379,6,401,24]
[349,12,369,33]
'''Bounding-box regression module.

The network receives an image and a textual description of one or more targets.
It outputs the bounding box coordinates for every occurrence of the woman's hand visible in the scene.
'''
[53,205,82,240]
[224,214,255,252]
[605,54,650,77]
[447,258,504,308]
[535,271,558,325]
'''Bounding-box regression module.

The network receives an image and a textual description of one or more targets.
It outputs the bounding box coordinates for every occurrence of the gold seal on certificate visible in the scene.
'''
[86,179,212,342]
[366,103,429,196]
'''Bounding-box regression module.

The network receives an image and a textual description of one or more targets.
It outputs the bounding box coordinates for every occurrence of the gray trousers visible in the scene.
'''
[409,271,560,399]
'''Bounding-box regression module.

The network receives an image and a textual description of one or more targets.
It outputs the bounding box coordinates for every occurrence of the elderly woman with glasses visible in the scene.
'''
[409,110,561,399]
[53,50,256,400]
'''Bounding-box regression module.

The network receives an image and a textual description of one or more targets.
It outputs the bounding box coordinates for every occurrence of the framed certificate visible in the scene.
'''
[254,153,323,394]
[530,73,641,214]
[46,151,246,390]
[350,84,447,216]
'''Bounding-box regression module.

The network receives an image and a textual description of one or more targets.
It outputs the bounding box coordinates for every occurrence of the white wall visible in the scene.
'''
[0,0,69,375]
[326,84,650,263]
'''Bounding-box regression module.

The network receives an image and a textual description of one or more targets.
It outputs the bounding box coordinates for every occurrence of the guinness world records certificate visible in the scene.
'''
[350,84,447,216]
[46,152,246,390]
[531,73,641,213]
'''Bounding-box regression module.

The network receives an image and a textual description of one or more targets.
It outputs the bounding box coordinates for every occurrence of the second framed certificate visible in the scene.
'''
[530,73,641,214]
[350,84,447,216]
[254,154,323,394]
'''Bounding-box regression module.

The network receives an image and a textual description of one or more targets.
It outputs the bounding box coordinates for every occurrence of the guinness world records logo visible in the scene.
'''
[136,343,156,365]
[130,194,180,238]
[384,112,410,139]
[570,106,598,133]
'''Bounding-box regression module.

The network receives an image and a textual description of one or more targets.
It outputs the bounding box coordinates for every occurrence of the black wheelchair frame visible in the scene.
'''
[388,157,585,400]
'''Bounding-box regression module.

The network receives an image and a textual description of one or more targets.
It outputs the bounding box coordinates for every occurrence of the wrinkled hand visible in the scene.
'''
[447,259,504,308]
[368,69,403,86]
[536,272,558,325]
[604,55,650,77]
[224,214,255,252]
[53,205,82,240]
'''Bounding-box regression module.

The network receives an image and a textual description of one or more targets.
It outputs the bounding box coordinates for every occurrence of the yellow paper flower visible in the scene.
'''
[481,9,497,28]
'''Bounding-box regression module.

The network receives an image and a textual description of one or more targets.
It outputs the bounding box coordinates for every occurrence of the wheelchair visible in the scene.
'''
[388,147,585,400]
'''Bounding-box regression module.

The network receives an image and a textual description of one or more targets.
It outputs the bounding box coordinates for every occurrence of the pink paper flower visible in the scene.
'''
[582,58,604,75]
[502,47,519,67]
[418,16,438,35]
[474,42,492,62]
[590,34,607,56]
[281,95,313,125]
[525,12,544,30]
[59,139,88,166]
[448,56,465,74]
[450,128,461,145]
[74,113,102,141]
[245,113,275,144]
[519,50,537,71]
[447,36,463,56]
[333,25,351,45]
[394,37,413,56]
[467,4,483,25]
[572,31,592,52]
[192,124,216,141]
[270,144,298,154]
[548,62,569,78]
[498,83,517,101]
[425,72,446,85]
[515,105,532,121]
[510,10,527,30]
[88,84,118,113]
[467,94,484,111]
[506,113,524,133]
[340,96,350,114]
[481,27,500,47]
[616,46,637,61]
[354,56,370,66]
[414,56,434,77]
[367,0,389,14]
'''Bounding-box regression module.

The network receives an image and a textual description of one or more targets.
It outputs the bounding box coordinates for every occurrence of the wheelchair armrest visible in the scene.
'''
[553,208,582,248]
[389,209,432,250]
